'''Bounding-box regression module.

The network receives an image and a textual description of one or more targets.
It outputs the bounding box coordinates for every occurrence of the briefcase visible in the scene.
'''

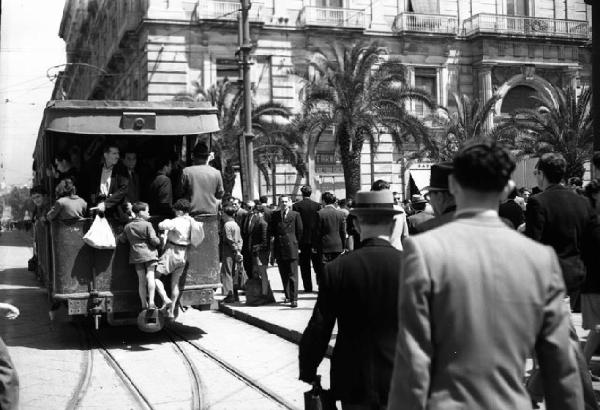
[304,376,337,410]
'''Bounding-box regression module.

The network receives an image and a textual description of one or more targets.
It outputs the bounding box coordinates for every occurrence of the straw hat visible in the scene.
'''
[350,191,404,216]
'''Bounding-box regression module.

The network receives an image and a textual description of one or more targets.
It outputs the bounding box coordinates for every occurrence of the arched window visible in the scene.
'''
[500,85,539,114]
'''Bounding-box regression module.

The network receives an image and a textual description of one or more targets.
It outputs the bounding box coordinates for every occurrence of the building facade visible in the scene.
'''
[57,0,592,199]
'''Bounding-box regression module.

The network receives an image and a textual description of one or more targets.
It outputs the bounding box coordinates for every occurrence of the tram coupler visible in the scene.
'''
[89,292,104,330]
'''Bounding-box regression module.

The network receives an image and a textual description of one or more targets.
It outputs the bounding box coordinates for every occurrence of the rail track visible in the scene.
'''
[166,326,296,410]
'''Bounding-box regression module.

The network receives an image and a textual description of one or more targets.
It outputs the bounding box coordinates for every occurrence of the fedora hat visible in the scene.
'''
[411,194,427,204]
[192,141,210,157]
[350,191,403,216]
[423,161,453,192]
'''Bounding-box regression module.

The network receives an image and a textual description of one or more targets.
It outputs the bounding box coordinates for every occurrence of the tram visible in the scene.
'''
[33,100,221,328]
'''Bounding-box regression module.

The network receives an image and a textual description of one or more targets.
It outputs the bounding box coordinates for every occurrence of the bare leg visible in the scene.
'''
[135,266,148,309]
[145,267,156,309]
[584,328,600,364]
[169,270,183,317]
[154,278,172,308]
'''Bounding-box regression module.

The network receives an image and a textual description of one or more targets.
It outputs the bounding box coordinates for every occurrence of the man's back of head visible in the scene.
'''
[300,185,312,198]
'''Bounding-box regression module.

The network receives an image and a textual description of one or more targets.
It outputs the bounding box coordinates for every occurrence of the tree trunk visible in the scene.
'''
[223,161,236,195]
[305,150,319,198]
[338,126,363,199]
[271,162,277,205]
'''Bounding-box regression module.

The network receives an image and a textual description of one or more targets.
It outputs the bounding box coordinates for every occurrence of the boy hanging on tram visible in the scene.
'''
[156,199,204,319]
[119,202,170,310]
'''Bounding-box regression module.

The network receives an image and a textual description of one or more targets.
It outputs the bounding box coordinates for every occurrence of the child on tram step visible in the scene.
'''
[119,202,169,310]
[156,199,204,319]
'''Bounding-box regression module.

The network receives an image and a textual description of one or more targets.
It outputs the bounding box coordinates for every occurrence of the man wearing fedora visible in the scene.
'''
[299,190,403,409]
[413,161,456,234]
[388,141,582,410]
[407,194,434,234]
[181,141,224,215]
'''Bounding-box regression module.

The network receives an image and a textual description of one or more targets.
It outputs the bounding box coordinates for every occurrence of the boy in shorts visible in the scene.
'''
[119,202,164,310]
[156,199,196,318]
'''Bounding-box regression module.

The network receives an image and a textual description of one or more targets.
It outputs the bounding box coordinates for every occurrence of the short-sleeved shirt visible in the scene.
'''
[181,165,223,215]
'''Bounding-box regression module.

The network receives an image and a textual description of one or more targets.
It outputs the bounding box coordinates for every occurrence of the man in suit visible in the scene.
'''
[299,190,403,409]
[241,204,263,276]
[315,192,346,279]
[292,185,321,292]
[414,161,456,234]
[82,143,129,224]
[525,152,599,409]
[388,141,582,410]
[499,181,524,229]
[370,180,408,250]
[122,149,141,205]
[270,195,303,307]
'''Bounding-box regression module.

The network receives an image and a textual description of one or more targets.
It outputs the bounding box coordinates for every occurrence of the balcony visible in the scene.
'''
[393,12,458,35]
[463,13,589,40]
[196,1,269,22]
[298,6,365,29]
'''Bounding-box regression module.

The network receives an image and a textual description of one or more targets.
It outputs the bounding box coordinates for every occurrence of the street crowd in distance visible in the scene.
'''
[11,136,600,410]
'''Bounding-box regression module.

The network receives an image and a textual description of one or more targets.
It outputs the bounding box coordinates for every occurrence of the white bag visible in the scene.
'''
[83,215,116,249]
[188,217,205,248]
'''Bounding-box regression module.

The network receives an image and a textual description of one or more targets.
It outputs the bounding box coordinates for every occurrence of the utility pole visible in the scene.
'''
[587,0,600,154]
[236,14,249,199]
[239,0,254,200]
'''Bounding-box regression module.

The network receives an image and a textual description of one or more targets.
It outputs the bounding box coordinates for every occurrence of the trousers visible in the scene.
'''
[277,258,298,302]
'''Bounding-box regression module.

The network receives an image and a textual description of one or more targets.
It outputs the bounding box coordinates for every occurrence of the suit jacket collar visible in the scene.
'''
[544,183,566,193]
[360,237,394,248]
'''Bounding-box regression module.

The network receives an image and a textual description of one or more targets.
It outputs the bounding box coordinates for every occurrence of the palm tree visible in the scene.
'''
[181,79,299,194]
[505,86,592,179]
[304,42,435,198]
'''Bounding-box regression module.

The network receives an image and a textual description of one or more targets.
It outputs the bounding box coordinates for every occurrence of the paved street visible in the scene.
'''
[0,230,330,409]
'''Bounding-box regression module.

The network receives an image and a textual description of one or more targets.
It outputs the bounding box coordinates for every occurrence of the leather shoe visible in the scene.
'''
[290,301,298,308]
[222,294,236,303]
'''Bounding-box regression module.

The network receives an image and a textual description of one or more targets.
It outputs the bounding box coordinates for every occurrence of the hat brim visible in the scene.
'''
[350,208,404,216]
[422,186,449,193]
[411,199,428,204]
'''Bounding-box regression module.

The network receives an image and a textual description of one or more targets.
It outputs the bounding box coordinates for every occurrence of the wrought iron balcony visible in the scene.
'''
[196,1,269,22]
[298,6,365,29]
[463,13,589,40]
[393,12,458,35]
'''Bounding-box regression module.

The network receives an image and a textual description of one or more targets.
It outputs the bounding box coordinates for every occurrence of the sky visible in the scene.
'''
[0,0,66,188]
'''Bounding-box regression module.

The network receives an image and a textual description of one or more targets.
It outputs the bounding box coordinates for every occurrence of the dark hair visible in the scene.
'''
[223,205,236,216]
[156,156,172,171]
[172,199,191,213]
[346,198,354,208]
[103,143,119,153]
[536,153,566,184]
[338,198,347,208]
[30,185,48,196]
[259,195,268,204]
[55,151,71,163]
[568,177,583,187]
[518,187,530,195]
[507,187,518,199]
[585,179,600,208]
[300,185,312,197]
[132,201,149,214]
[371,179,390,191]
[593,152,600,170]
[412,202,427,211]
[56,178,76,197]
[192,142,210,159]
[453,140,515,192]
[322,192,336,205]
[254,204,265,213]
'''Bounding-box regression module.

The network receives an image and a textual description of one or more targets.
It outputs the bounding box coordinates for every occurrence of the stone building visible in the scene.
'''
[57,0,592,199]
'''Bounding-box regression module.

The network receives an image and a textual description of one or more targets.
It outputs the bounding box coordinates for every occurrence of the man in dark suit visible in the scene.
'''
[258,195,272,226]
[525,152,598,409]
[499,181,524,229]
[299,190,403,409]
[315,192,346,279]
[407,194,434,234]
[292,185,321,292]
[389,142,582,410]
[414,161,456,234]
[270,195,303,307]
[241,204,265,276]
[82,143,129,224]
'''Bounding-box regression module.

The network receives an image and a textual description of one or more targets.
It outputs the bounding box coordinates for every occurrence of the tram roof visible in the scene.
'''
[39,100,220,136]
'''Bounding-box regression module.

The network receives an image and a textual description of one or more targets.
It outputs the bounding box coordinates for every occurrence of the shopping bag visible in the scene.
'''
[245,258,275,306]
[83,215,116,249]
[233,258,248,291]
[304,376,337,410]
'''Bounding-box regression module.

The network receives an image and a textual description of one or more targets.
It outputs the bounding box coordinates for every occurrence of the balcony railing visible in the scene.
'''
[393,12,458,35]
[463,13,589,39]
[196,1,269,22]
[298,6,365,29]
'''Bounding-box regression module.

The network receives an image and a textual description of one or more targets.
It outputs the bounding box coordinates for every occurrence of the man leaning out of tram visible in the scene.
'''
[46,177,88,222]
[80,142,129,223]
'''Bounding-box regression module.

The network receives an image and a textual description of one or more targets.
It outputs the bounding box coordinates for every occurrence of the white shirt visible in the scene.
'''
[99,166,112,197]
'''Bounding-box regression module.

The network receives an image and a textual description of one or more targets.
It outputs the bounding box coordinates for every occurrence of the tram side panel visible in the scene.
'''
[181,214,220,307]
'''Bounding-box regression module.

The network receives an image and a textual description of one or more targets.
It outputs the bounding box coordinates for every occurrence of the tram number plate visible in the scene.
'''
[68,299,88,315]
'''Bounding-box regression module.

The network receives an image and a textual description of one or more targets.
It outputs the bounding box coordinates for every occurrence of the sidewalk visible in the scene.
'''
[217,265,337,356]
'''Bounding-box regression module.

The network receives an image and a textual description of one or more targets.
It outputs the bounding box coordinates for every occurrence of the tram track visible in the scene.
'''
[65,324,94,410]
[166,326,296,410]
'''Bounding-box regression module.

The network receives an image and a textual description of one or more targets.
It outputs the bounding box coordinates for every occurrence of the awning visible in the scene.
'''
[409,169,431,191]
[411,0,438,14]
